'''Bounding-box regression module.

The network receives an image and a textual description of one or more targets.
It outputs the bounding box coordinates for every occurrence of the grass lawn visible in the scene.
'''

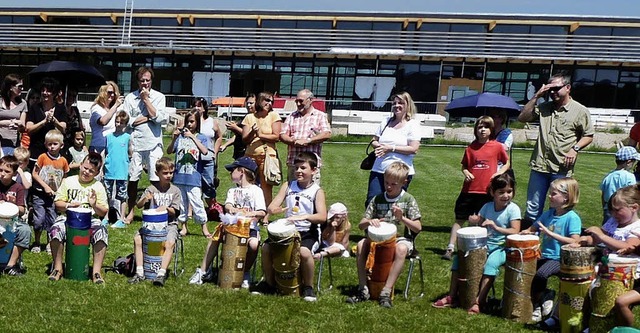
[1,141,637,332]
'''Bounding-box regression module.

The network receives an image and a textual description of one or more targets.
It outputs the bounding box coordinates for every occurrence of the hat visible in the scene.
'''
[327,202,348,220]
[225,156,258,173]
[615,146,640,161]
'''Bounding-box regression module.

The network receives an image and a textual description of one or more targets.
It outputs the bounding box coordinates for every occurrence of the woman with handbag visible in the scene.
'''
[242,91,282,217]
[364,92,421,207]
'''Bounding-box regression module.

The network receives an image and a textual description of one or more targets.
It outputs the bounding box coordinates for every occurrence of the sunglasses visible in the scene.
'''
[548,85,567,93]
[264,98,273,103]
[107,91,115,95]
[15,84,23,89]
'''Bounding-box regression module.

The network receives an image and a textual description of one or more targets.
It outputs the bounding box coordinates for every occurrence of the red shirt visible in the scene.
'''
[461,140,508,194]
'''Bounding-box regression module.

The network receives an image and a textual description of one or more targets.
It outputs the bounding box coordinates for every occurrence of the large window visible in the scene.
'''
[484,64,550,104]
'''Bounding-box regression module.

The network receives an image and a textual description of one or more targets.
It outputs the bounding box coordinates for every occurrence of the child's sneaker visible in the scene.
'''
[241,279,250,289]
[189,268,203,285]
[441,248,454,260]
[30,243,41,254]
[302,286,317,302]
[3,266,23,277]
[541,289,556,317]
[128,274,145,284]
[152,274,167,287]
[101,218,109,227]
[46,243,51,255]
[111,220,126,229]
[346,288,370,304]
[250,280,277,295]
[379,294,393,308]
[532,306,542,323]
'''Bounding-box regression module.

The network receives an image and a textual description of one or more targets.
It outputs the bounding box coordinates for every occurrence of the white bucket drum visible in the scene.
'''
[367,222,398,243]
[456,226,488,252]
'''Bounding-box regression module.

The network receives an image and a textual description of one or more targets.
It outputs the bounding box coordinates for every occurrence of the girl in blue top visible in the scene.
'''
[433,173,521,314]
[521,177,582,323]
[167,109,213,237]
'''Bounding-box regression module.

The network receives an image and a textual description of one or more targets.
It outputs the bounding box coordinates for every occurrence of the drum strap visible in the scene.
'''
[506,245,540,282]
[365,239,395,275]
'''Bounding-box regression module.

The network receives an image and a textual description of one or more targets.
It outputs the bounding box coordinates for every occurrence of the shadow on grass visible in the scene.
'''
[422,225,451,233]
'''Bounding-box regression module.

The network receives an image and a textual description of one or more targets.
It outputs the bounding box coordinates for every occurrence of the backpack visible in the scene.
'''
[110,253,136,277]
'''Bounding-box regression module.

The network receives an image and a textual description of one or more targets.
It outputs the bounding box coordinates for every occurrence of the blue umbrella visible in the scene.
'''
[445,92,521,118]
[28,60,105,88]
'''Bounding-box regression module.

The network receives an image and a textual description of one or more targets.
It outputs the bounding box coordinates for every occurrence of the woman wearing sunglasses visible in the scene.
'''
[0,74,28,155]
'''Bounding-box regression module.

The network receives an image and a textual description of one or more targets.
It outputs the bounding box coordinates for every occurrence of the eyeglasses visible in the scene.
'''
[138,79,151,83]
[295,97,311,104]
[107,91,115,95]
[264,98,273,103]
[14,84,23,89]
[548,85,567,93]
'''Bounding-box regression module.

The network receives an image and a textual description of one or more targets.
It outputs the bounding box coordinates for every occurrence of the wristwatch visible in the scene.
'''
[572,145,581,152]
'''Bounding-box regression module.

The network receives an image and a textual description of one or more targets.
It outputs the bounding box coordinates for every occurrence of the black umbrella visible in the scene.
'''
[28,60,105,88]
[445,92,521,119]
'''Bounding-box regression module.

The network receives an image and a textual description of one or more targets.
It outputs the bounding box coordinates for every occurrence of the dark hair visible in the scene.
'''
[194,97,208,111]
[488,173,516,196]
[255,92,274,113]
[135,67,154,81]
[26,89,41,107]
[294,151,318,169]
[1,74,23,108]
[184,109,202,134]
[39,77,60,95]
[82,151,103,169]
[474,115,496,140]
[550,71,571,86]
[0,155,19,173]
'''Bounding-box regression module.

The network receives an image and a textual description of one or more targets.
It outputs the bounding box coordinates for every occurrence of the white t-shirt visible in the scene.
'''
[372,117,421,175]
[224,184,266,230]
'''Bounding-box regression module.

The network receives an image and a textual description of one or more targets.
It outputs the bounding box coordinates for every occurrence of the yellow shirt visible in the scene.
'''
[242,111,281,156]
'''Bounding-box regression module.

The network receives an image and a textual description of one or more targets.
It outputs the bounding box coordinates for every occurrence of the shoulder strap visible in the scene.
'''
[366,117,393,154]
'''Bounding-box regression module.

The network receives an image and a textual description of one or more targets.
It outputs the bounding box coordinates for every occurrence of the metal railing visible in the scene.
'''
[2,24,640,62]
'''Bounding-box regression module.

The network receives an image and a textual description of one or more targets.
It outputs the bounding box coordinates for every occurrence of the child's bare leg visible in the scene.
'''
[447,219,465,249]
[477,275,495,308]
[160,239,176,270]
[356,238,370,289]
[49,239,64,272]
[133,233,144,275]
[383,243,408,290]
[261,243,274,286]
[200,240,219,272]
[244,237,259,274]
[449,271,459,298]
[299,247,315,287]
[92,241,107,276]
[7,246,25,267]
[615,290,640,326]
[33,230,42,247]
[120,201,129,224]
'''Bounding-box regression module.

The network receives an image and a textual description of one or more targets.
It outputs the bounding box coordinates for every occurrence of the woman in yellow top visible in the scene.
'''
[242,91,282,211]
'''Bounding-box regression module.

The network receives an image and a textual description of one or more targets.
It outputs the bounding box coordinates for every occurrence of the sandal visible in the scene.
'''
[48,269,62,281]
[432,295,456,309]
[467,303,480,315]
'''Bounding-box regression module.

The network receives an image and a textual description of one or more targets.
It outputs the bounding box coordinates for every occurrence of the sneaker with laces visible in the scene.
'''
[346,288,370,304]
[128,274,145,284]
[31,244,41,254]
[241,279,250,289]
[441,248,454,260]
[250,280,277,295]
[532,306,542,323]
[189,268,203,285]
[153,274,167,287]
[541,289,556,317]
[93,272,105,284]
[302,286,317,302]
[379,294,393,308]
[4,266,23,277]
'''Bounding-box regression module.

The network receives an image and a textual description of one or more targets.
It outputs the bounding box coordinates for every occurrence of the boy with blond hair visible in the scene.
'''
[346,161,422,308]
[12,147,32,190]
[0,155,29,276]
[31,129,68,253]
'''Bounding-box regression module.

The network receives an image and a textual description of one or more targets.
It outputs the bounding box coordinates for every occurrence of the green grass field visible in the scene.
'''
[1,141,637,332]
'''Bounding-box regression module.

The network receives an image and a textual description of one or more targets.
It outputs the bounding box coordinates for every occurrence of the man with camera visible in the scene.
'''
[123,67,167,222]
[517,72,594,228]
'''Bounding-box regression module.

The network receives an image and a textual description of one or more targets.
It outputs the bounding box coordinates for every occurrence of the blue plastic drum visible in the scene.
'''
[0,202,20,268]
[142,209,168,280]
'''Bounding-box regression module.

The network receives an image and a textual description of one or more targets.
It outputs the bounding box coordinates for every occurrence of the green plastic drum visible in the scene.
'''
[65,208,92,281]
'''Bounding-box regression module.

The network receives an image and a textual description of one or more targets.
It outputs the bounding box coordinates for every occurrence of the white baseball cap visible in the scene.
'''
[327,202,348,220]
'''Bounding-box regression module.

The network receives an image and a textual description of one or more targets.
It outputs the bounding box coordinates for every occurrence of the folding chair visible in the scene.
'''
[173,232,185,277]
[403,242,424,299]
[316,254,333,293]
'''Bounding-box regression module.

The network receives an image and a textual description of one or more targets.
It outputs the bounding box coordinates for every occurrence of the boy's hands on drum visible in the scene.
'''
[67,201,82,209]
[617,245,637,255]
[155,205,168,212]
[368,218,383,228]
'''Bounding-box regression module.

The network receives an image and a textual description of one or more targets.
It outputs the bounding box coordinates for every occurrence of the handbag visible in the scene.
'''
[359,118,392,171]
[263,145,282,186]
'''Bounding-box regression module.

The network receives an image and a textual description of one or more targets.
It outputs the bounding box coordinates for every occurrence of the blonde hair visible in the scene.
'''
[392,92,417,121]
[44,129,64,144]
[93,81,120,109]
[155,157,175,172]
[610,184,640,209]
[550,177,580,210]
[13,147,30,163]
[474,115,496,140]
[384,161,409,182]
[115,110,130,124]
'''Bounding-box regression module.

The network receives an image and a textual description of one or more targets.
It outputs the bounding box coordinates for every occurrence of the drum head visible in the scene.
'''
[457,226,487,239]
[507,234,539,242]
[268,219,296,238]
[368,222,397,242]
[66,207,92,214]
[0,202,19,218]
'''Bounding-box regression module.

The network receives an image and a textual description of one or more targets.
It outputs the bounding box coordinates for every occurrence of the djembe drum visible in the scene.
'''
[457,227,488,311]
[502,234,540,323]
[559,245,598,333]
[366,222,397,300]
[65,207,92,281]
[268,219,301,295]
[219,216,251,289]
[141,209,168,280]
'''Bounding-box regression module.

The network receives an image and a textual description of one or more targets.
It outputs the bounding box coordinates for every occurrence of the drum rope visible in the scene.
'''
[506,245,539,281]
[504,285,531,299]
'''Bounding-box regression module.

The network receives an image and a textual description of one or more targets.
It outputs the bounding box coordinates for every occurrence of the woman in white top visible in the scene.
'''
[365,92,421,207]
[0,74,28,154]
[89,81,123,153]
[195,97,223,203]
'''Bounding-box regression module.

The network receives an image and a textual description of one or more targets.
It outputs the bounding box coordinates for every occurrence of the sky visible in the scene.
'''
[4,0,640,18]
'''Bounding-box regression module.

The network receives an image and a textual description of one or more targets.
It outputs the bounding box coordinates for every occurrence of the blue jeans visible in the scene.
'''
[525,170,567,222]
[365,171,413,208]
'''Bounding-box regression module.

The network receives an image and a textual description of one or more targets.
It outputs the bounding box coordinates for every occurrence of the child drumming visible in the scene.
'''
[104,111,132,228]
[0,156,30,276]
[64,128,88,177]
[615,230,640,326]
[432,173,521,313]
[520,177,582,323]
[167,109,212,237]
[346,161,422,308]
[189,156,265,287]
[442,115,510,260]
[254,152,327,302]
[600,146,640,223]
[315,202,352,259]
[49,152,108,283]
[128,157,182,287]
[31,129,69,254]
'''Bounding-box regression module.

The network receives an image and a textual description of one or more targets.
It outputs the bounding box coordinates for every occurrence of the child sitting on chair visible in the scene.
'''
[128,157,182,287]
[253,152,327,302]
[0,155,29,276]
[189,156,265,288]
[315,202,351,259]
[346,161,422,308]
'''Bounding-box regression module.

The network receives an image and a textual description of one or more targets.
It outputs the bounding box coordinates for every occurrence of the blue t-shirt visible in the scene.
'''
[534,209,582,260]
[478,201,521,251]
[172,133,209,187]
[104,132,131,180]
[600,169,636,214]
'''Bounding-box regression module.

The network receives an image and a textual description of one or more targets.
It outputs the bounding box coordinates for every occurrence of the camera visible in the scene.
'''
[180,127,187,134]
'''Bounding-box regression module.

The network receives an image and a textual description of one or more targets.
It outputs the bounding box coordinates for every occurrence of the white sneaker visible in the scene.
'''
[189,268,203,285]
[531,307,542,323]
[542,299,554,317]
[241,279,250,289]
